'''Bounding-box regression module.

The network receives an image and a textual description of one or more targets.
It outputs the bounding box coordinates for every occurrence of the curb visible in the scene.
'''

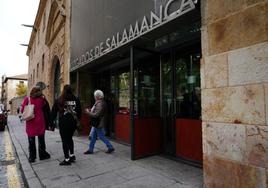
[8,119,44,188]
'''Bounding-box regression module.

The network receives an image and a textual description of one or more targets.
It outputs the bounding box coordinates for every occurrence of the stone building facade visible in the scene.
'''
[1,74,28,111]
[10,96,25,115]
[202,0,268,187]
[28,0,268,186]
[26,0,71,105]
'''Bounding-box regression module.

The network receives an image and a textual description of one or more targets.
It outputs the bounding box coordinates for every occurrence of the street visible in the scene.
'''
[5,115,202,188]
[0,124,25,187]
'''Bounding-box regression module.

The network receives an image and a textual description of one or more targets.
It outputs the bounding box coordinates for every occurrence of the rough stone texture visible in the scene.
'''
[27,0,70,105]
[266,1,268,37]
[203,156,266,188]
[204,53,228,88]
[246,125,268,168]
[202,84,265,125]
[205,0,244,23]
[201,26,209,57]
[202,1,268,187]
[267,170,268,188]
[207,3,268,55]
[203,122,268,169]
[203,122,246,162]
[245,0,267,7]
[200,57,206,89]
[229,42,268,86]
[265,83,268,125]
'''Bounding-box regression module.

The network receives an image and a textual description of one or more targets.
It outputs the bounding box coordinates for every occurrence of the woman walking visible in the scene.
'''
[84,90,114,154]
[51,85,81,165]
[21,86,51,163]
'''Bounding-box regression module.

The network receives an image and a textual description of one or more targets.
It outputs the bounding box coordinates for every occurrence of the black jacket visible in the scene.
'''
[87,99,107,128]
[51,96,82,123]
[42,96,55,130]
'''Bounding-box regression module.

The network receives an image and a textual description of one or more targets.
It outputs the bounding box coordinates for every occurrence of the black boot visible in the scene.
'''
[38,134,51,160]
[39,150,51,160]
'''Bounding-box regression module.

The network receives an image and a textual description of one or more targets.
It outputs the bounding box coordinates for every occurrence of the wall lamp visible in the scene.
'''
[20,44,29,47]
[21,24,37,32]
[19,44,31,50]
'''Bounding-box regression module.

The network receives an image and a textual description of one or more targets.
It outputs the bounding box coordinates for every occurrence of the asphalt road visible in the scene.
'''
[0,126,25,188]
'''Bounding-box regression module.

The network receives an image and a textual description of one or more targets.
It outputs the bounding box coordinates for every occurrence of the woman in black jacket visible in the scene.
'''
[51,85,81,165]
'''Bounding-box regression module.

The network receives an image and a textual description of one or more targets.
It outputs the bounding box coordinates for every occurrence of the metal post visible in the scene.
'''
[130,46,135,160]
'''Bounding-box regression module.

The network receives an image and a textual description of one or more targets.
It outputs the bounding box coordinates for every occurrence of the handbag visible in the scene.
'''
[22,97,35,121]
[66,105,81,130]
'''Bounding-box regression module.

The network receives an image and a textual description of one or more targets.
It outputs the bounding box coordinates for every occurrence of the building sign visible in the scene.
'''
[71,0,198,71]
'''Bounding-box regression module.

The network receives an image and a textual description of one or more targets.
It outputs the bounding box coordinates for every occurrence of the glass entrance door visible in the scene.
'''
[132,48,162,159]
[161,45,202,163]
[162,53,176,155]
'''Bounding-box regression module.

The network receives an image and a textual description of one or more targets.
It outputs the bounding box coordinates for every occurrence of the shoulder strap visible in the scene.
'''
[28,96,31,105]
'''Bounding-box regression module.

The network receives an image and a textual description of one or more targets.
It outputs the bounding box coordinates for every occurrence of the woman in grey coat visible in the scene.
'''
[84,90,114,154]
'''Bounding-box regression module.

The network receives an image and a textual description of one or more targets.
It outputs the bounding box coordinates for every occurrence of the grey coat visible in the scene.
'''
[88,99,107,128]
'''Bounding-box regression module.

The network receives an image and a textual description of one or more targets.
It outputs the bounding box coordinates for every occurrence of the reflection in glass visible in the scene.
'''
[118,72,130,114]
[137,57,160,117]
[175,54,201,119]
[162,55,172,117]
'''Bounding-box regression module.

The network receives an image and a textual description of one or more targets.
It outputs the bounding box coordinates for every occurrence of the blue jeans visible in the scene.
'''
[89,127,113,152]
[89,127,105,137]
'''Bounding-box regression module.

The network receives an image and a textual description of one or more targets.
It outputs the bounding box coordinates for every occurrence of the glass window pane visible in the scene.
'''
[175,54,201,119]
[138,56,160,117]
[118,72,130,114]
[162,54,172,116]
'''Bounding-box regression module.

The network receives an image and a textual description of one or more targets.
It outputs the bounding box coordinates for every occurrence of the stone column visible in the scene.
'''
[201,0,268,187]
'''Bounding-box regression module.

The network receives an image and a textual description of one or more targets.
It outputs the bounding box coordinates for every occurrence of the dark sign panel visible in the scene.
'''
[70,0,198,71]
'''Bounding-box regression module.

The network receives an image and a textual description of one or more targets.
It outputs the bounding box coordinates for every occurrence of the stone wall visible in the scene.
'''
[5,80,27,111]
[201,0,268,187]
[28,0,70,105]
[10,96,24,115]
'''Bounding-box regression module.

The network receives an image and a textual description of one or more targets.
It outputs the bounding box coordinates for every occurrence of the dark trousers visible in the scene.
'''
[59,116,76,159]
[28,134,48,160]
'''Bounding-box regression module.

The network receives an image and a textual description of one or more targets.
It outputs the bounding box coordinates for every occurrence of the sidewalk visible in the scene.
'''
[7,115,203,188]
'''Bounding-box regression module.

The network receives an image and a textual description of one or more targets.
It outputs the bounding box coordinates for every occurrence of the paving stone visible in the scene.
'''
[27,177,43,188]
[77,172,126,188]
[110,174,176,188]
[42,173,80,187]
[114,165,154,180]
[7,115,203,187]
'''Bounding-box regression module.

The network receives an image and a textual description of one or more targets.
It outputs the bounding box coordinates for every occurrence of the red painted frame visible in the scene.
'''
[115,114,162,158]
[134,117,161,158]
[115,114,131,143]
[176,118,202,162]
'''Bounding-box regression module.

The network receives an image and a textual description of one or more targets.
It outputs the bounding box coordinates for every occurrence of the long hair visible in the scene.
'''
[58,85,75,112]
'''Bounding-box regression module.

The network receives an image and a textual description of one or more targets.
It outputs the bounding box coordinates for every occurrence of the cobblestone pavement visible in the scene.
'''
[8,115,203,188]
[0,123,25,188]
